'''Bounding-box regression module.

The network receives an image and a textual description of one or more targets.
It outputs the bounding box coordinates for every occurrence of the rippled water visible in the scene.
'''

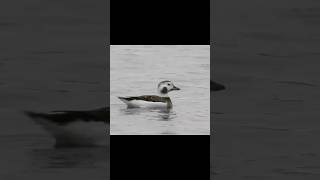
[0,134,108,180]
[110,45,210,135]
[0,109,108,180]
[213,0,320,179]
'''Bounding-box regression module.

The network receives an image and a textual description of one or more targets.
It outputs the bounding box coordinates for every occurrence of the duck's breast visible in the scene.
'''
[34,117,108,147]
[55,121,108,147]
[126,100,168,108]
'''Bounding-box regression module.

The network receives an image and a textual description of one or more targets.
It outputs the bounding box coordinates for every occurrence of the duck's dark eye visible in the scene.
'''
[167,83,170,86]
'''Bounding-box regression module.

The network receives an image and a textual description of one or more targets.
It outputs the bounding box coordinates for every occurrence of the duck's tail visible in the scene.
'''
[118,97,130,103]
[23,111,54,127]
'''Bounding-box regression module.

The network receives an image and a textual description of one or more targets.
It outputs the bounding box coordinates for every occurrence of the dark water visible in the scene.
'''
[212,0,320,179]
[0,0,108,179]
[110,45,210,135]
[0,133,108,180]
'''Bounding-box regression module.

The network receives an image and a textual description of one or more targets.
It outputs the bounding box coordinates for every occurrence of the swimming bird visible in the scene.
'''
[118,80,180,109]
[24,107,109,147]
[211,81,226,91]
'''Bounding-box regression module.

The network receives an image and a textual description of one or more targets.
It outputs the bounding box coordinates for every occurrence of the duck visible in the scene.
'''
[211,81,226,91]
[24,107,109,147]
[118,80,180,109]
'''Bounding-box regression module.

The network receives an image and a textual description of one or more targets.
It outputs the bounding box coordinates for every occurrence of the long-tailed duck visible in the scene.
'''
[211,81,226,91]
[24,107,109,147]
[118,80,180,109]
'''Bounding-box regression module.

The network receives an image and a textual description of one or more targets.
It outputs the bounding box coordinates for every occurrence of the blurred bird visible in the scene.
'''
[211,81,226,91]
[24,107,109,147]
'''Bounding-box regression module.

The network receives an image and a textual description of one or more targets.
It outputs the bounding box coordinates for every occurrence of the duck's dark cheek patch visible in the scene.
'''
[161,87,168,94]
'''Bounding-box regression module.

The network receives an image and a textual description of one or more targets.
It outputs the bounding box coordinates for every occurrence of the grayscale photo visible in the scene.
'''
[212,0,320,179]
[0,0,108,179]
[110,45,210,135]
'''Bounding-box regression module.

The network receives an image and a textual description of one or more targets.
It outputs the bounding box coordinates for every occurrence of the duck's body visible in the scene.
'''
[24,107,109,147]
[118,80,179,109]
[119,95,172,108]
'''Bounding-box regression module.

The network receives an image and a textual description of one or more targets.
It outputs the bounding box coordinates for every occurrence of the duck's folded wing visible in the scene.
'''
[119,95,167,102]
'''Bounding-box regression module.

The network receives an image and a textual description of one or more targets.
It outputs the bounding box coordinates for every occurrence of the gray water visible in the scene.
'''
[213,0,320,179]
[0,110,108,180]
[110,45,210,135]
[0,131,108,180]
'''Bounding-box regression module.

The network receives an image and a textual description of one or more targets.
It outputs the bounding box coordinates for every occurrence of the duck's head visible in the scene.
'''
[211,81,225,91]
[157,80,180,95]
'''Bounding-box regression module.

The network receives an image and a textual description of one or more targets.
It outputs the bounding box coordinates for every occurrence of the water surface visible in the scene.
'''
[212,0,320,179]
[111,45,210,135]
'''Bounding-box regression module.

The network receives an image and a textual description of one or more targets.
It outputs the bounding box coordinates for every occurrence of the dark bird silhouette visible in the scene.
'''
[211,81,226,91]
[24,107,109,147]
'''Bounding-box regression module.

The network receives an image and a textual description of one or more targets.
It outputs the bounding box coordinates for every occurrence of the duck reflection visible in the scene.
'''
[29,146,108,169]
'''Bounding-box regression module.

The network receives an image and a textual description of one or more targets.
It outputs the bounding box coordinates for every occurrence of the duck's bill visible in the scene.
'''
[171,86,180,91]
